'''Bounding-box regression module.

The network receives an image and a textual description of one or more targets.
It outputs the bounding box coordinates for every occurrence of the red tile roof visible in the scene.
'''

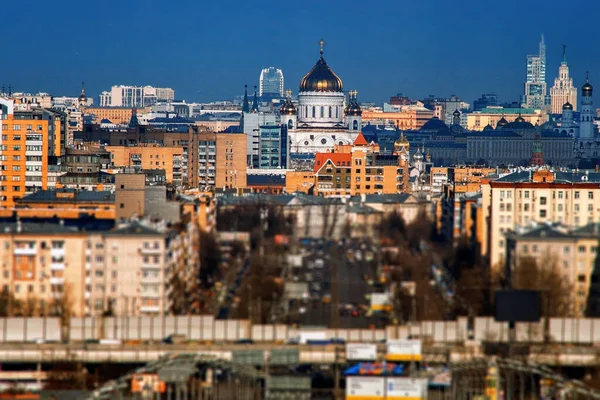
[314,152,352,173]
[353,132,369,146]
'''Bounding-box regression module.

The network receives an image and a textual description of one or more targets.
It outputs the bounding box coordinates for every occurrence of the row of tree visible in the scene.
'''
[379,210,578,320]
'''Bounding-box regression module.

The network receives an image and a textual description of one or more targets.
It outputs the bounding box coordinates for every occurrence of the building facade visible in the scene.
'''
[523,35,548,110]
[99,85,175,108]
[106,144,184,184]
[485,169,600,269]
[506,223,600,316]
[285,41,362,154]
[550,46,577,114]
[259,67,284,101]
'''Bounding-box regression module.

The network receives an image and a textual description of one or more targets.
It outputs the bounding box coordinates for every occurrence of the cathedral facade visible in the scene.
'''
[281,41,362,155]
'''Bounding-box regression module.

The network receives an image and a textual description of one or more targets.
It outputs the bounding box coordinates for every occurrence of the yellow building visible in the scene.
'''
[83,106,151,125]
[313,133,410,196]
[105,144,184,183]
[466,107,548,131]
[506,223,599,316]
[361,106,434,130]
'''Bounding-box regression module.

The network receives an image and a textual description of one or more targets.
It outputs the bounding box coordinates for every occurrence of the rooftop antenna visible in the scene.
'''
[8,85,12,97]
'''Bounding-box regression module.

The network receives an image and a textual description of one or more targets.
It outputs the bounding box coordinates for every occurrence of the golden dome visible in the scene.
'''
[394,133,410,152]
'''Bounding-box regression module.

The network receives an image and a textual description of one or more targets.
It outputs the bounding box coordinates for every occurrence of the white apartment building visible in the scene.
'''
[99,85,175,107]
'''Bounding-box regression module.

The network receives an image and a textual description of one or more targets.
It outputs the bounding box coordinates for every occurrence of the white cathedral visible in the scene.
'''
[279,40,362,154]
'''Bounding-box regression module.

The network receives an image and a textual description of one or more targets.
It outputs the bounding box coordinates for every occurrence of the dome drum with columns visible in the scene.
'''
[286,40,362,154]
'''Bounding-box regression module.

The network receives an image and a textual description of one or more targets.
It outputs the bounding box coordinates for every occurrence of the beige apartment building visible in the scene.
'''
[506,223,599,316]
[0,221,166,317]
[484,169,600,269]
[106,144,184,184]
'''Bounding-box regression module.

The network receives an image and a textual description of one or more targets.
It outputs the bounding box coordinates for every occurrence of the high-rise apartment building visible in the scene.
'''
[99,86,175,107]
[523,35,548,110]
[259,67,284,101]
[550,46,577,114]
[0,98,67,207]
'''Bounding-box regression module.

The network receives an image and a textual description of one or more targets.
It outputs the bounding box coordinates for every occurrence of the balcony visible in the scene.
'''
[140,305,160,313]
[50,263,65,270]
[50,248,65,258]
[139,246,162,255]
[50,277,64,285]
[14,247,36,256]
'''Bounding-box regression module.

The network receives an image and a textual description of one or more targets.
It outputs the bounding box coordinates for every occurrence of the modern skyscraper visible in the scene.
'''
[550,45,577,114]
[579,73,594,139]
[523,35,547,110]
[259,67,284,101]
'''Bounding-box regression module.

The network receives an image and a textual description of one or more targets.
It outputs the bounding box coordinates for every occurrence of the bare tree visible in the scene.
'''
[510,255,576,318]
[50,282,74,338]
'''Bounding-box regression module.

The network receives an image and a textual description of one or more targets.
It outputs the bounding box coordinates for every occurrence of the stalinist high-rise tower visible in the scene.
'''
[550,45,577,114]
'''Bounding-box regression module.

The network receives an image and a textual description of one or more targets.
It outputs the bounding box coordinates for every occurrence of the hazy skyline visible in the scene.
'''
[2,0,599,105]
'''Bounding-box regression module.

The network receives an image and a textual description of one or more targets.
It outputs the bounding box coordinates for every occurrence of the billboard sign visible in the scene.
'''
[346,376,385,400]
[386,340,422,362]
[346,343,377,361]
[386,377,427,399]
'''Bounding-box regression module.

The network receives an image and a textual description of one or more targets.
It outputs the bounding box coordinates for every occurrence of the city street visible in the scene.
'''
[286,238,388,329]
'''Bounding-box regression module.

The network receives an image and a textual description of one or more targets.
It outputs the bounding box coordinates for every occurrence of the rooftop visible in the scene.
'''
[0,222,79,235]
[17,189,115,204]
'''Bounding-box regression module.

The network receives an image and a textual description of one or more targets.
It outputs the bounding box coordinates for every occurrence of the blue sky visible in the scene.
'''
[2,0,598,105]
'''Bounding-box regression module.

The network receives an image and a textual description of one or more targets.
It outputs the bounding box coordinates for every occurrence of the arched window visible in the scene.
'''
[320,107,324,118]
[329,107,332,118]
[336,107,339,118]
[312,107,316,118]
[288,120,293,129]
[353,120,358,130]
[305,106,308,118]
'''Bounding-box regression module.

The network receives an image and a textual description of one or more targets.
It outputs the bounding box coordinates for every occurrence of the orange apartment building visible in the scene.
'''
[313,133,410,196]
[105,144,184,183]
[1,99,50,207]
[285,171,316,194]
[0,189,116,221]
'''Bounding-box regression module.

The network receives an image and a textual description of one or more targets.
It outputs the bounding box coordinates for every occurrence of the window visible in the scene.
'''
[532,245,538,253]
[575,204,580,212]
[564,246,570,254]
[524,204,529,211]
[95,270,104,277]
[112,270,118,278]
[589,192,594,199]
[575,191,580,199]
[506,203,512,211]
[579,246,586,254]
[558,191,564,199]
[524,191,530,198]
[558,204,563,211]
[539,209,547,218]
[95,255,104,263]
[500,203,505,211]
[589,204,593,212]
[540,197,546,205]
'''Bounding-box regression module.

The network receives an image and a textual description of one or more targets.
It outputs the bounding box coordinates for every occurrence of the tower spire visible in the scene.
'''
[252,85,258,112]
[81,81,85,95]
[242,85,250,113]
[318,39,325,57]
[562,45,567,64]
